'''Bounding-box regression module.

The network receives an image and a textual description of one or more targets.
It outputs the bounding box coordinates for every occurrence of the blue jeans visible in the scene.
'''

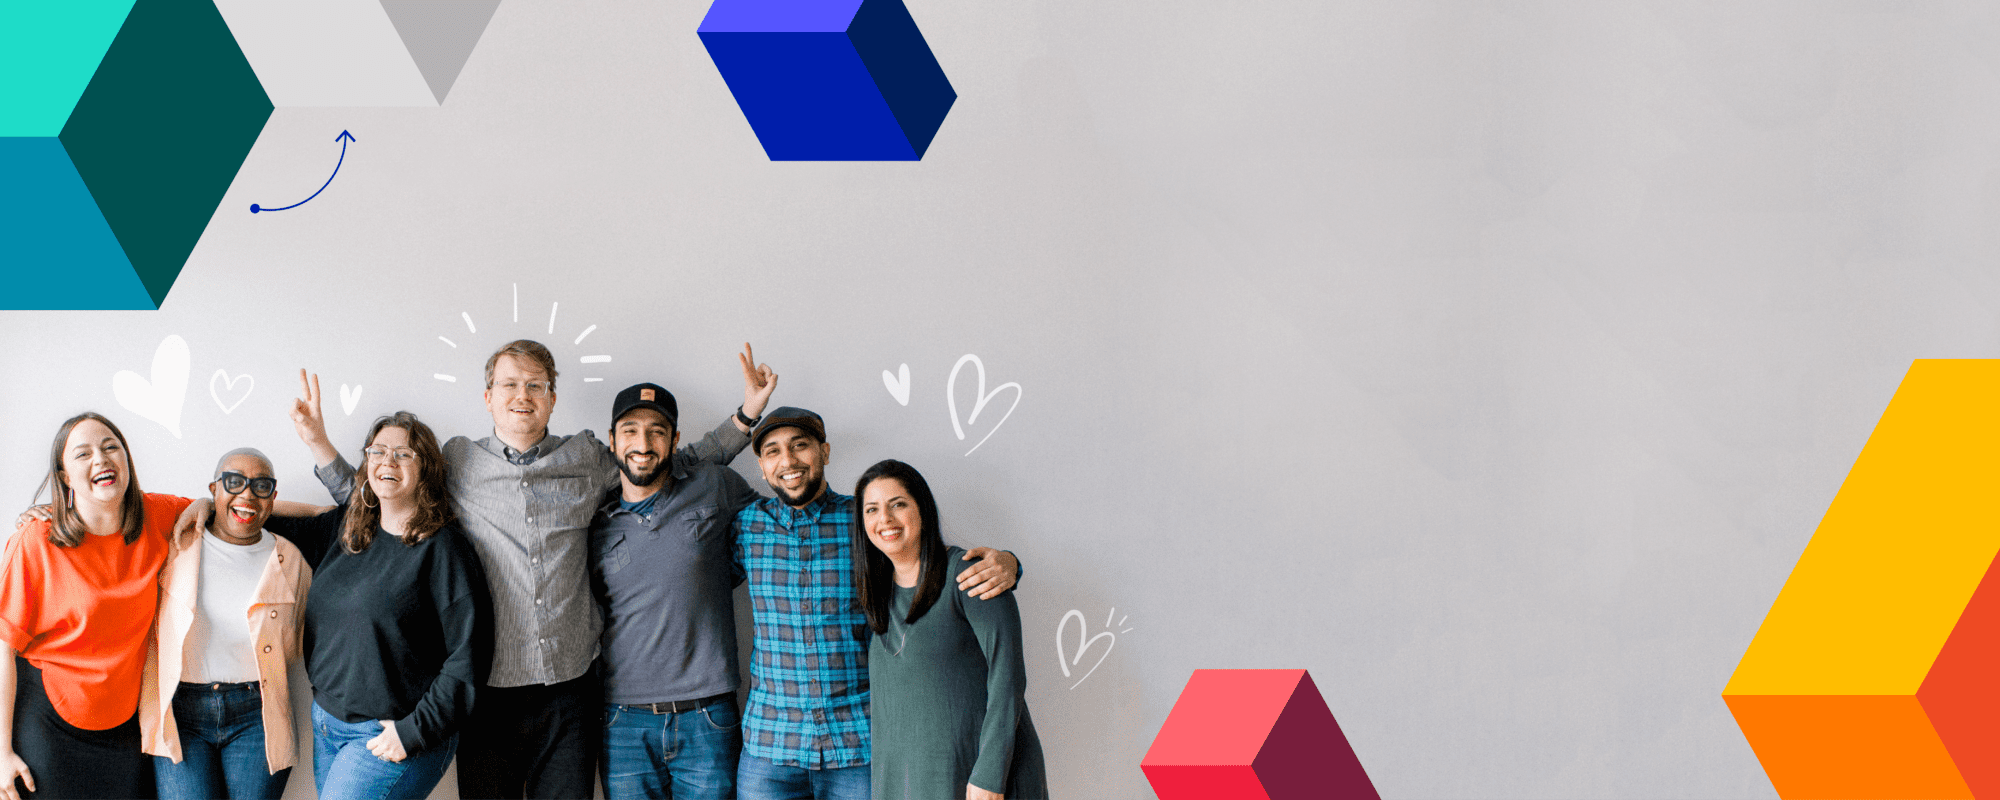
[154,681,291,800]
[311,701,456,800]
[601,699,742,799]
[736,754,868,800]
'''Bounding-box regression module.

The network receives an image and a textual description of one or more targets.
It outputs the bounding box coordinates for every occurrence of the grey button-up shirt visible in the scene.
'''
[317,418,749,687]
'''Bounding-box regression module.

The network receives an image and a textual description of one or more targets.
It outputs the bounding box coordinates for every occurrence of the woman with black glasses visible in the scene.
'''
[143,447,312,800]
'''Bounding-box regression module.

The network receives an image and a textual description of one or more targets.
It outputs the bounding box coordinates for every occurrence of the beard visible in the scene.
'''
[773,475,826,507]
[616,451,667,489]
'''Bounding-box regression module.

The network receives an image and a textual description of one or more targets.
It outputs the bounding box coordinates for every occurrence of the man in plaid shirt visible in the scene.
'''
[733,407,1020,800]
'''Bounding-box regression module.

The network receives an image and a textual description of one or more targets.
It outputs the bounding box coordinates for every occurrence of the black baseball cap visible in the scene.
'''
[611,383,678,428]
[751,406,826,450]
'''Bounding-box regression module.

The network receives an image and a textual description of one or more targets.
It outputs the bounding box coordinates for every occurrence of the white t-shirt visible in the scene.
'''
[182,530,277,684]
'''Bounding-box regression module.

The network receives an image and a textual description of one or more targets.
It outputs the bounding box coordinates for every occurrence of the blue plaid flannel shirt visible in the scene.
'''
[734,489,872,768]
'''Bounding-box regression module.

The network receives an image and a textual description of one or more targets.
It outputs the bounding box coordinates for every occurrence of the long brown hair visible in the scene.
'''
[37,412,147,548]
[340,412,455,553]
[852,460,950,635]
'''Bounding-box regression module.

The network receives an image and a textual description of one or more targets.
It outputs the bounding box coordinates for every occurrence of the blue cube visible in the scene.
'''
[698,0,956,161]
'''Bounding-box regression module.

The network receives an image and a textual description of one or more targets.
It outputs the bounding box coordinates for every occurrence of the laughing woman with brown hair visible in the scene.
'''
[203,404,492,800]
[0,412,194,799]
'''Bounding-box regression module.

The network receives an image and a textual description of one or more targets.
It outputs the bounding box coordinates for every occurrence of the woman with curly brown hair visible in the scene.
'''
[249,407,493,800]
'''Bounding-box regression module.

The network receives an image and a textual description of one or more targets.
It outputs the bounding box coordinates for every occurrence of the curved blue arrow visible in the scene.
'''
[251,131,355,214]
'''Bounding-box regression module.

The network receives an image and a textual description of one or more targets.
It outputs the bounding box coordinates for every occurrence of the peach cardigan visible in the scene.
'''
[139,529,311,773]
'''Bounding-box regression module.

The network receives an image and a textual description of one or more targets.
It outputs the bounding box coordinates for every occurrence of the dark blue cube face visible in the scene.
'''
[700,31,922,161]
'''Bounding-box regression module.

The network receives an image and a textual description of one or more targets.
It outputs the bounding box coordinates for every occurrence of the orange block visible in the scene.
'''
[1724,695,1968,798]
[1725,360,2000,797]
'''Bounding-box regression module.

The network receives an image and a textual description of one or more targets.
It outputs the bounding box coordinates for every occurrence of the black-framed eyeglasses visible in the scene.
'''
[217,471,277,499]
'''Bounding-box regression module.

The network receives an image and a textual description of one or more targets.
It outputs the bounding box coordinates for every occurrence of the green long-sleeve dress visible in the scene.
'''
[869,547,1048,799]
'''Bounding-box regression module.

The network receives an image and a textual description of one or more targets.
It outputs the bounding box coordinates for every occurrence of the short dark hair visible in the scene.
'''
[38,412,146,548]
[340,411,456,552]
[851,459,950,635]
[484,339,559,391]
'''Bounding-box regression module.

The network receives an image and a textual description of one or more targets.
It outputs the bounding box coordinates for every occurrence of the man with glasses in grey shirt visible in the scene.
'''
[290,340,780,799]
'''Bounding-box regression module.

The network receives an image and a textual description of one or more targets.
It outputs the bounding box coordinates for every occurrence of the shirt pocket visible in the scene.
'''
[679,505,723,543]
[598,532,631,576]
[544,476,599,528]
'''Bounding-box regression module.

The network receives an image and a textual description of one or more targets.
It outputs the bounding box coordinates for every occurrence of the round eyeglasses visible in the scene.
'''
[365,446,418,464]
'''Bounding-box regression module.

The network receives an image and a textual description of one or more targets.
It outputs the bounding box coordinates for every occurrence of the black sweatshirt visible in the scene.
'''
[268,507,492,754]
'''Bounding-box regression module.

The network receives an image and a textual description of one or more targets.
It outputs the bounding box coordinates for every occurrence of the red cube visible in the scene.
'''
[1141,669,1378,800]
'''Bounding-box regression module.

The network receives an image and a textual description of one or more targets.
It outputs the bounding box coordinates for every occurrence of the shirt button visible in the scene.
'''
[269,610,278,618]
[527,517,534,524]
[521,481,528,487]
[535,599,542,605]
[262,645,272,653]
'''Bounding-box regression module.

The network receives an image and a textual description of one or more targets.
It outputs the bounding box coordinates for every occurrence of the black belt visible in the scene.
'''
[180,680,259,693]
[617,692,731,714]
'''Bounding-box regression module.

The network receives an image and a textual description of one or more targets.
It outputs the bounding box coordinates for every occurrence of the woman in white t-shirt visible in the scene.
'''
[140,448,312,800]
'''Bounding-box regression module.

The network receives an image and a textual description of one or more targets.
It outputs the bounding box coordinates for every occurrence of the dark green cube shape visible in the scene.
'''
[59,0,270,308]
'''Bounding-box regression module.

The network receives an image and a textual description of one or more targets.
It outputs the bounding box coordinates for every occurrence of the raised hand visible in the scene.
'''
[289,369,342,467]
[739,342,779,421]
[290,369,328,445]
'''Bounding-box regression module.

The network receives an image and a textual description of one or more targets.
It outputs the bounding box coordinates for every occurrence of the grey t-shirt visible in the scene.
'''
[590,460,760,704]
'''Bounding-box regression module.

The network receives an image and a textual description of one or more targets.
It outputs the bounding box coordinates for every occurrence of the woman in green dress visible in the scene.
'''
[852,460,1048,800]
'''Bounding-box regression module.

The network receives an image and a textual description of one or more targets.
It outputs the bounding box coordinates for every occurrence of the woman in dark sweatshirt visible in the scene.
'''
[264,411,492,800]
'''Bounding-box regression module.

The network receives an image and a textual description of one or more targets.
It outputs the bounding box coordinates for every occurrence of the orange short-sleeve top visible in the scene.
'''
[0,493,191,730]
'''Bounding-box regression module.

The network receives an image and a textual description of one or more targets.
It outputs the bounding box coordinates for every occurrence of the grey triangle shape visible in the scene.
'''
[379,0,502,104]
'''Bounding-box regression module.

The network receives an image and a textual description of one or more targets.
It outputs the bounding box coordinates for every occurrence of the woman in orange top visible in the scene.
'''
[0,412,192,800]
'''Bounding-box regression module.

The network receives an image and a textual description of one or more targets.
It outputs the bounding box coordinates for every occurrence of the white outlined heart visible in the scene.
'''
[340,384,364,416]
[946,354,1021,456]
[209,370,254,415]
[112,335,190,438]
[882,363,911,406]
[1057,609,1117,690]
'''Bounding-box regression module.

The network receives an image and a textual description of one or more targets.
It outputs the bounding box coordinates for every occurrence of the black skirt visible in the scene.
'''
[11,656,152,800]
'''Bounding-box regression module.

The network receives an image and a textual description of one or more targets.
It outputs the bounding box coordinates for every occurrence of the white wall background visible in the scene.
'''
[10,1,2000,796]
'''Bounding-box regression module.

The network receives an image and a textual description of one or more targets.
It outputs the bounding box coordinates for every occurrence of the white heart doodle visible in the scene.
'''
[209,370,254,415]
[340,383,364,416]
[882,363,911,406]
[112,335,191,438]
[946,354,1021,456]
[1057,609,1127,690]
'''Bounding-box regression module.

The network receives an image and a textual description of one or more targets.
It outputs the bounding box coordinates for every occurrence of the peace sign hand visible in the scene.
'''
[290,370,342,467]
[739,343,778,421]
